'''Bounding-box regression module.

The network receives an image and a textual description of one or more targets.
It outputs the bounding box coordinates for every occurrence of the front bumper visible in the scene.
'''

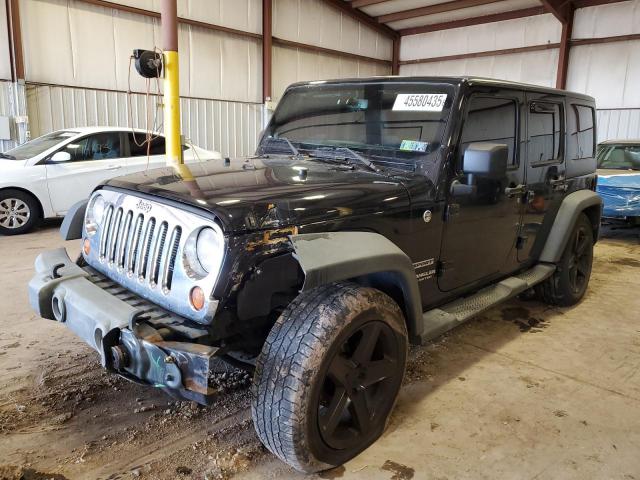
[28,248,221,404]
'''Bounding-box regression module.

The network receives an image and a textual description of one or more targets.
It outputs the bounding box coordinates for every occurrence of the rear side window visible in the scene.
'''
[528,102,563,164]
[569,104,595,159]
[128,133,166,157]
[460,96,517,165]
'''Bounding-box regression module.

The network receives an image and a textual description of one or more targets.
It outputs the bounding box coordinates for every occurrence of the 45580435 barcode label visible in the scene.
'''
[392,93,447,112]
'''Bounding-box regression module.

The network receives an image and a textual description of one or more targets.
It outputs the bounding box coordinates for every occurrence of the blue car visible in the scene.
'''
[596,140,640,224]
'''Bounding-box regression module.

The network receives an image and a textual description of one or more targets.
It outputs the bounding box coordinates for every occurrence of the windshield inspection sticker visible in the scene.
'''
[393,93,447,111]
[400,140,428,152]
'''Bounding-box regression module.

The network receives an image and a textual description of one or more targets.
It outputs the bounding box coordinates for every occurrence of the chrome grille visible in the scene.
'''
[84,189,223,324]
[98,209,181,292]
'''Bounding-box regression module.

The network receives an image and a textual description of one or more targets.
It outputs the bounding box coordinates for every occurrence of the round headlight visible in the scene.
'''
[196,227,221,274]
[85,194,106,236]
[183,226,223,279]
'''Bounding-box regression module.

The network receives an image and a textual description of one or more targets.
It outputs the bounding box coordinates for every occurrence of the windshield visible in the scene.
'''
[262,81,455,177]
[2,131,79,160]
[597,144,640,170]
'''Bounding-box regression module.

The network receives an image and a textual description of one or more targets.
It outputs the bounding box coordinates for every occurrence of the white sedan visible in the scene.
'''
[0,127,221,235]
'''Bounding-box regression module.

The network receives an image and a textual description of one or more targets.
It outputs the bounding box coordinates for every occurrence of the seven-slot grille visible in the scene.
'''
[98,204,182,293]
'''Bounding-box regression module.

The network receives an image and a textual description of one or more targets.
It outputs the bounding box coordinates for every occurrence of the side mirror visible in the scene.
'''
[462,143,508,179]
[50,151,71,163]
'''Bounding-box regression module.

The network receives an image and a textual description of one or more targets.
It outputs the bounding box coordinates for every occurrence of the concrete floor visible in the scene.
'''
[0,221,639,480]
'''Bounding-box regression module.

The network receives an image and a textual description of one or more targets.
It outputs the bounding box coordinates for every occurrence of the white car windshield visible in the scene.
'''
[1,131,79,160]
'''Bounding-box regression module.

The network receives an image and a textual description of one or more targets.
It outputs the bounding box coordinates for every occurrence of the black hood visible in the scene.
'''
[104,156,417,233]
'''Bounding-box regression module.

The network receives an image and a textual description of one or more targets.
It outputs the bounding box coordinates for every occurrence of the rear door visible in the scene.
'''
[45,132,126,214]
[123,133,167,173]
[518,93,567,262]
[438,90,526,292]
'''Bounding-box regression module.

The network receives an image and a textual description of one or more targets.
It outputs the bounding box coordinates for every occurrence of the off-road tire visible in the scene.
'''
[536,212,594,306]
[0,189,40,235]
[251,282,408,473]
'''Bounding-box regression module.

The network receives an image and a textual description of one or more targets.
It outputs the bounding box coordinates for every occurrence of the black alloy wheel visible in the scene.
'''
[318,320,401,450]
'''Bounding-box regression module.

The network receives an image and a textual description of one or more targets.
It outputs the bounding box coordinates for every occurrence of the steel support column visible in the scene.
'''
[160,0,182,165]
[262,0,272,103]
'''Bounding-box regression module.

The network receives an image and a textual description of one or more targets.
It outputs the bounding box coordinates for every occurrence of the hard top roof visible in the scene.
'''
[289,76,595,103]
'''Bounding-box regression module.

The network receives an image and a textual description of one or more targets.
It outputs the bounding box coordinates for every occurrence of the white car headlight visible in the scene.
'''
[85,193,106,236]
[183,226,224,279]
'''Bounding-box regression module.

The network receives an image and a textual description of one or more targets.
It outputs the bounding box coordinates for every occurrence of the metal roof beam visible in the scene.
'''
[398,6,546,35]
[377,0,504,24]
[540,0,572,23]
[320,0,398,38]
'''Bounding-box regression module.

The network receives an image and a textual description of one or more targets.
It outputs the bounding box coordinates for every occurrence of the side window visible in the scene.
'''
[59,137,91,161]
[529,102,563,164]
[460,96,517,165]
[569,105,595,159]
[81,133,122,160]
[128,133,166,157]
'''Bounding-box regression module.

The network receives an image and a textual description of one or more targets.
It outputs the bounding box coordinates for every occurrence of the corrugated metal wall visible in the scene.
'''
[26,83,263,157]
[568,0,640,140]
[271,0,393,102]
[14,0,394,155]
[597,109,640,142]
[0,1,12,81]
[399,0,640,141]
[399,14,561,87]
[0,81,27,151]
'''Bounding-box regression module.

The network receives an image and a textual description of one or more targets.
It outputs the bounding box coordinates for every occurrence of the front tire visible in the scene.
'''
[252,283,408,473]
[536,212,594,306]
[0,189,40,235]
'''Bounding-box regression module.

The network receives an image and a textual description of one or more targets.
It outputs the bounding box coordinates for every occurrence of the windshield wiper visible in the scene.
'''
[0,153,16,159]
[306,146,379,173]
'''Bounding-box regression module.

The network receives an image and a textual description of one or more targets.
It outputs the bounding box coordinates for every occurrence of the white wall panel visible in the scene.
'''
[97,0,262,33]
[0,2,11,80]
[20,0,261,102]
[401,14,560,60]
[0,81,27,150]
[566,40,640,109]
[596,109,640,142]
[272,45,391,103]
[273,0,393,61]
[400,49,559,87]
[25,84,262,157]
[573,0,640,39]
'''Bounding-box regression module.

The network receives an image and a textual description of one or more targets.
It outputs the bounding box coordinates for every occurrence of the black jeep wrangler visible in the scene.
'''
[29,77,602,473]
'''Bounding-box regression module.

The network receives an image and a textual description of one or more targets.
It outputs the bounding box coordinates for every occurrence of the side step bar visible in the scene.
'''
[419,264,555,344]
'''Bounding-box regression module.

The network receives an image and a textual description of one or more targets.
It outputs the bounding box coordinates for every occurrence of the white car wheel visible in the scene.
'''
[0,190,39,235]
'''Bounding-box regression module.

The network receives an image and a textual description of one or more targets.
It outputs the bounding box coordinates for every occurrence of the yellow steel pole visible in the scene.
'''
[161,0,183,166]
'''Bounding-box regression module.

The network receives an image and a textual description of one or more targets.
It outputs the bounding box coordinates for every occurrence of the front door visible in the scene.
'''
[438,91,526,292]
[45,132,126,215]
[518,93,567,262]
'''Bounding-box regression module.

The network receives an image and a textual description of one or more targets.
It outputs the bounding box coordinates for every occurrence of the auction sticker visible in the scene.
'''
[400,140,428,152]
[393,93,447,112]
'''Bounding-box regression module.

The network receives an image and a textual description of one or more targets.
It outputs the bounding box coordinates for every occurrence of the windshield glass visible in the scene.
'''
[597,144,640,170]
[262,81,455,177]
[2,131,78,160]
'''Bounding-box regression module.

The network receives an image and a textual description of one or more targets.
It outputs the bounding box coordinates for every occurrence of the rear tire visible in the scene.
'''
[0,189,40,235]
[251,282,408,473]
[536,213,594,306]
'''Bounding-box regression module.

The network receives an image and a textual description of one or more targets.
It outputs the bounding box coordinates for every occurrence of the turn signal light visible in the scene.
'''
[190,286,205,311]
[83,238,91,256]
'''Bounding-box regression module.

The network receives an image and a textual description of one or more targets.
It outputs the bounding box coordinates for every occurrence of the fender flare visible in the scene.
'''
[60,199,88,241]
[539,190,602,264]
[290,232,423,341]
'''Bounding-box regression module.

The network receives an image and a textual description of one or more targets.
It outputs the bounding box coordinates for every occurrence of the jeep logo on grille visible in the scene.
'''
[135,200,152,213]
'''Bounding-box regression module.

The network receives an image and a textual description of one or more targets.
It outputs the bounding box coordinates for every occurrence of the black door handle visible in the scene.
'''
[505,184,526,197]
